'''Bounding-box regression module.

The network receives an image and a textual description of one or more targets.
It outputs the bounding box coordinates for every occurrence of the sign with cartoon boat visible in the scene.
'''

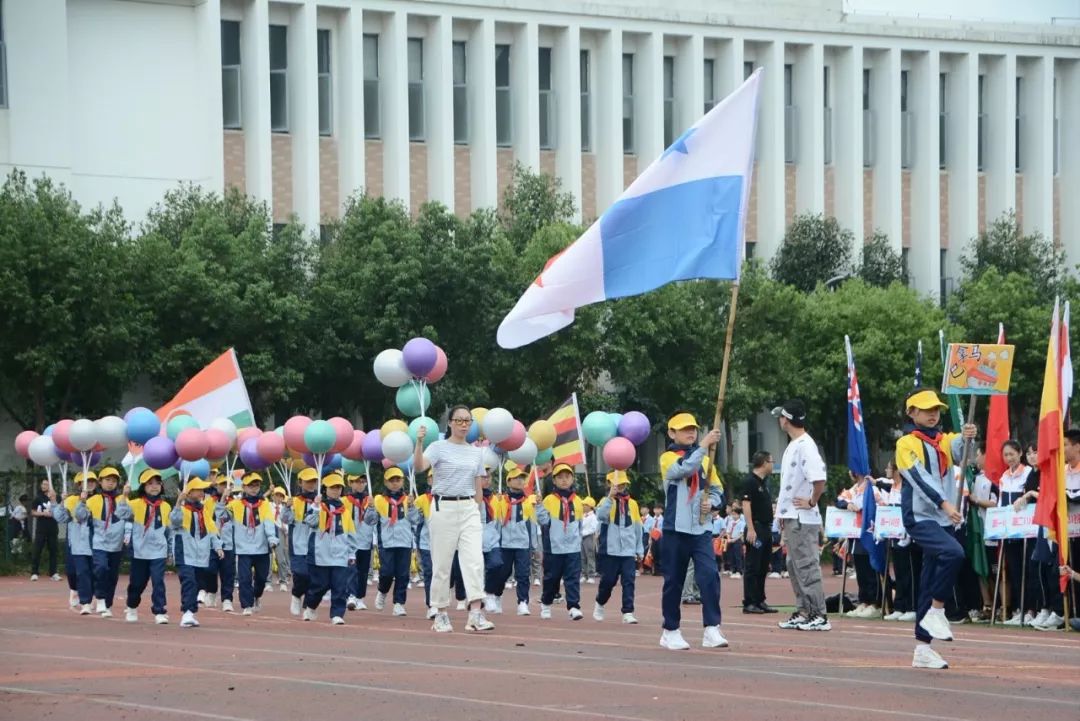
[940,343,1015,395]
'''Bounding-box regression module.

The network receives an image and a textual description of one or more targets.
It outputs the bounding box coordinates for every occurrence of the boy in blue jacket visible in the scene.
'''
[490,466,535,616]
[225,472,279,616]
[303,472,357,624]
[83,467,133,617]
[170,478,224,628]
[282,468,319,616]
[593,470,644,624]
[51,472,97,614]
[536,463,585,621]
[345,472,374,611]
[200,473,236,612]
[124,469,172,624]
[365,467,418,617]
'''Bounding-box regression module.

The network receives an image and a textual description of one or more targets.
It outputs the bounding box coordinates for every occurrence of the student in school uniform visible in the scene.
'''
[84,467,133,617]
[226,471,279,616]
[170,477,224,628]
[270,486,291,591]
[124,469,172,624]
[490,466,535,616]
[996,440,1040,626]
[592,470,643,624]
[579,497,600,584]
[344,472,374,611]
[724,507,746,580]
[282,468,319,616]
[302,472,357,624]
[479,465,509,614]
[365,467,418,617]
[199,474,236,611]
[535,463,585,621]
[414,478,437,618]
[882,459,923,623]
[51,472,97,613]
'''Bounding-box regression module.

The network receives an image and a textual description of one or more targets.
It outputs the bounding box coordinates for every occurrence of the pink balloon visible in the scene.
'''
[205,429,232,460]
[603,437,637,471]
[236,426,262,453]
[381,457,394,470]
[52,420,76,453]
[342,430,366,461]
[328,417,354,454]
[497,420,527,452]
[175,428,210,462]
[424,346,448,383]
[283,415,312,453]
[15,430,39,459]
[256,432,286,464]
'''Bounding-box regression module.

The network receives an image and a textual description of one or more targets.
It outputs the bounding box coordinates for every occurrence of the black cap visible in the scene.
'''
[771,400,807,424]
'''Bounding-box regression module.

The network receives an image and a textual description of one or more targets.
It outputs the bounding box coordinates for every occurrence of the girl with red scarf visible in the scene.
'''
[225,472,279,616]
[123,470,172,624]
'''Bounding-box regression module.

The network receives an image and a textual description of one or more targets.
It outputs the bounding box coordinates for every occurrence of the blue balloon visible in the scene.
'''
[181,458,211,481]
[466,420,480,443]
[398,457,413,474]
[126,408,162,445]
[44,423,56,437]
[324,453,343,472]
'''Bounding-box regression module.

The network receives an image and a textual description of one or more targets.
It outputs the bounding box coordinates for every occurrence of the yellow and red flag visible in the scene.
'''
[548,394,586,466]
[1033,299,1069,591]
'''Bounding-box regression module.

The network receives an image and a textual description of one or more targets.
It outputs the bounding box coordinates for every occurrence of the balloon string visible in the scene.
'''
[59,462,68,496]
[498,463,503,495]
[315,454,325,495]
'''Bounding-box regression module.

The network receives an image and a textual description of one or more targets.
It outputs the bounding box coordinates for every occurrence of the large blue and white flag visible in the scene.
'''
[497,70,763,349]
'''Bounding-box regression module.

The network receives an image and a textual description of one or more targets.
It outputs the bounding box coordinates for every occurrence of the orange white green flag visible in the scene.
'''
[155,348,255,429]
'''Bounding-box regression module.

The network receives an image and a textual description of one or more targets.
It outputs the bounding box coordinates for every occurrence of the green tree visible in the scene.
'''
[961,211,1068,300]
[770,213,855,292]
[499,162,577,252]
[859,231,907,288]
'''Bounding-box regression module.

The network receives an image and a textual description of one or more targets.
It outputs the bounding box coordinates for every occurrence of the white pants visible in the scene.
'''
[429,498,485,610]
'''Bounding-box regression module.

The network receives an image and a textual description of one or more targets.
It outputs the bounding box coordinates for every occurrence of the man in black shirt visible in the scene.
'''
[742,451,776,613]
[30,479,60,581]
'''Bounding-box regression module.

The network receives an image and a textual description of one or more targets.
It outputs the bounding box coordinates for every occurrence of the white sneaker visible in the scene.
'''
[155,614,168,625]
[857,605,881,619]
[517,601,531,616]
[702,625,729,648]
[494,597,503,615]
[432,612,453,633]
[796,615,831,632]
[80,604,93,615]
[264,583,273,593]
[533,579,541,586]
[205,592,216,608]
[241,607,253,617]
[69,591,79,609]
[302,608,316,621]
[331,616,345,625]
[100,607,113,619]
[659,628,691,650]
[346,596,359,611]
[1031,609,1050,627]
[197,590,206,606]
[912,644,948,669]
[180,611,197,627]
[30,574,38,581]
[1003,610,1023,626]
[883,610,903,621]
[1022,611,1036,627]
[466,609,495,631]
[781,571,790,578]
[95,599,107,614]
[918,609,953,641]
[221,599,234,613]
[898,611,917,622]
[569,607,583,620]
[778,612,807,629]
[455,600,466,611]
[124,608,138,623]
[253,599,262,613]
[375,592,386,610]
[393,603,407,617]
[1035,612,1065,631]
[426,607,438,619]
[280,582,288,592]
[586,577,595,584]
[290,596,302,616]
[622,612,638,624]
[356,598,368,610]
[767,572,781,579]
[580,576,586,583]
[846,603,867,618]
[730,572,742,579]
[540,605,552,619]
[484,595,498,613]
[51,574,62,581]
[593,603,605,621]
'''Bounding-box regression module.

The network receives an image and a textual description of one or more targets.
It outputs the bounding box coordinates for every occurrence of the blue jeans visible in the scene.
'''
[541,552,581,610]
[377,547,411,604]
[596,554,637,613]
[236,553,270,609]
[306,564,350,618]
[92,549,123,608]
[126,557,167,614]
[493,547,531,604]
[661,532,721,630]
[905,521,964,644]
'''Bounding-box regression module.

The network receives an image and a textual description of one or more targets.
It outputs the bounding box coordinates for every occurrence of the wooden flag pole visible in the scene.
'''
[703,283,740,524]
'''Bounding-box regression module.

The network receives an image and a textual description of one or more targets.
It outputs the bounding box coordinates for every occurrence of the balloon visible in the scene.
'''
[534,448,554,465]
[68,419,97,452]
[181,458,212,481]
[125,408,161,445]
[342,458,367,475]
[607,413,623,432]
[304,420,336,455]
[175,428,210,461]
[283,415,312,452]
[472,407,489,428]
[380,419,408,438]
[481,447,501,473]
[327,417,354,454]
[408,416,439,449]
[208,417,238,444]
[342,430,366,461]
[527,420,557,451]
[395,381,432,417]
[256,432,286,464]
[240,438,267,469]
[205,429,232,460]
[508,437,538,465]
[617,411,652,445]
[497,420,527,452]
[402,337,438,377]
[361,431,383,462]
[166,415,199,441]
[91,416,127,449]
[382,430,414,464]
[482,408,515,444]
[14,430,38,459]
[324,453,343,472]
[373,349,411,388]
[28,435,59,466]
[424,346,448,383]
[603,437,636,470]
[466,420,480,443]
[143,436,178,470]
[80,451,102,467]
[582,411,618,446]
[52,420,76,453]
[236,427,263,452]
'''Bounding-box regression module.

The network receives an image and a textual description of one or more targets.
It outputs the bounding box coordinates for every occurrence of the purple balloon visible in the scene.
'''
[618,411,652,446]
[302,452,317,468]
[402,337,438,378]
[143,436,178,470]
[361,430,383,462]
[240,438,268,470]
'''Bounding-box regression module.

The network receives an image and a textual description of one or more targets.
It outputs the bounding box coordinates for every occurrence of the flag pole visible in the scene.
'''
[703,282,740,524]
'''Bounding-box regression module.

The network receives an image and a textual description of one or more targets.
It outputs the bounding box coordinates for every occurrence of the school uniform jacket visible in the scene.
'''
[896,428,964,528]
[535,492,584,555]
[595,494,644,558]
[659,445,724,536]
[414,493,432,552]
[207,495,234,551]
[345,492,375,551]
[281,494,317,563]
[364,493,419,549]
[81,491,132,553]
[498,491,535,550]
[169,502,222,568]
[127,496,173,560]
[303,499,358,567]
[480,489,504,553]
[53,495,92,556]
[225,496,279,554]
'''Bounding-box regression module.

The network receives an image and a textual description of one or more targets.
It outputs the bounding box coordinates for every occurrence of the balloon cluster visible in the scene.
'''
[581,410,651,471]
[15,414,136,493]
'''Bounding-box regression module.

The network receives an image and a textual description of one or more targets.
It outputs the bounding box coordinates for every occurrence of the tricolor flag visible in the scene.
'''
[156,348,255,429]
[548,394,586,467]
[497,70,762,349]
[1033,299,1069,591]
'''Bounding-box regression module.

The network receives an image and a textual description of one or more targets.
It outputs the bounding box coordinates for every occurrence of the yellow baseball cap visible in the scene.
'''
[242,472,264,485]
[74,471,98,484]
[185,478,211,491]
[667,412,698,431]
[98,466,121,480]
[139,469,163,485]
[582,496,596,507]
[384,467,405,482]
[506,467,528,480]
[606,470,629,486]
[346,473,368,482]
[271,486,288,497]
[322,474,345,488]
[552,463,575,476]
[298,468,318,483]
[906,390,948,412]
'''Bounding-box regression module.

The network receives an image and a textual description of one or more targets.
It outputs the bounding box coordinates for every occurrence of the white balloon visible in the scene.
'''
[94,416,128,449]
[481,447,502,473]
[373,349,411,388]
[482,407,515,444]
[507,438,538,466]
[382,430,414,464]
[68,418,98,451]
[28,435,60,466]
[208,417,238,443]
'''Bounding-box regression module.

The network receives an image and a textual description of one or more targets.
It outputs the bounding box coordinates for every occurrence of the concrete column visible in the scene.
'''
[908,50,941,300]
[338,4,366,203]
[241,0,272,205]
[196,0,225,192]
[834,44,864,248]
[946,52,978,282]
[676,34,705,130]
[983,53,1017,223]
[756,40,786,260]
[553,24,582,222]
[511,22,540,171]
[595,28,623,211]
[381,10,409,207]
[1059,59,1080,268]
[871,47,902,252]
[289,0,320,227]
[635,31,664,172]
[1019,56,1054,240]
[718,36,744,98]
[427,15,455,210]
[469,18,497,210]
[794,42,825,214]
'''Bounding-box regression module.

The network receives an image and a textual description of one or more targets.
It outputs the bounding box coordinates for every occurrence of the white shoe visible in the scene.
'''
[1031,609,1050,627]
[781,571,790,578]
[456,600,466,611]
[883,610,903,621]
[702,625,729,648]
[918,609,953,641]
[265,583,273,593]
[375,592,386,611]
[221,600,234,613]
[586,577,595,584]
[540,605,552,619]
[767,572,781,579]
[796,615,832,631]
[253,599,261,612]
[205,592,216,608]
[290,596,302,616]
[331,616,345,625]
[80,604,93,615]
[180,611,197,627]
[302,608,316,621]
[723,570,731,576]
[517,602,531,616]
[1002,610,1023,626]
[484,595,498,613]
[427,607,438,619]
[593,603,605,621]
[155,614,169,625]
[466,609,495,631]
[533,579,541,586]
[778,612,808,629]
[580,576,586,583]
[95,599,107,614]
[124,608,138,623]
[393,603,407,617]
[1022,611,1037,627]
[356,598,368,610]
[69,591,79,609]
[432,612,453,633]
[659,628,691,650]
[494,597,503,615]
[1035,612,1065,630]
[912,644,948,669]
[898,611,917,622]
[241,607,253,617]
[857,605,881,619]
[280,583,288,592]
[569,607,583,620]
[30,574,38,581]
[51,574,62,581]
[730,572,742,579]
[622,612,638,624]
[100,607,113,619]
[846,603,867,618]
[197,590,206,606]
[346,596,359,611]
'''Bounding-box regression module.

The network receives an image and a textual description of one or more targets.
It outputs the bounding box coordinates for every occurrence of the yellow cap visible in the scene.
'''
[606,470,629,486]
[214,473,229,485]
[667,413,699,431]
[271,486,288,497]
[298,468,318,483]
[906,390,948,412]
[242,472,264,485]
[185,478,211,491]
[582,496,596,507]
[98,466,121,480]
[74,471,98,484]
[346,473,368,482]
[552,463,575,477]
[139,469,163,485]
[506,467,527,480]
[384,467,405,482]
[321,474,345,488]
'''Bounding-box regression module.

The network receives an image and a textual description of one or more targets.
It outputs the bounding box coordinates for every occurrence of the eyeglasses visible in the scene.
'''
[450,418,472,425]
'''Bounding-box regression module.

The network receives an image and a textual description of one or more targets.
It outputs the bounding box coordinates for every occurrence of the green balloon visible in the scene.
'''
[408,416,439,448]
[166,415,200,441]
[582,411,617,446]
[304,419,336,455]
[395,381,432,418]
[342,458,367,475]
[535,448,554,464]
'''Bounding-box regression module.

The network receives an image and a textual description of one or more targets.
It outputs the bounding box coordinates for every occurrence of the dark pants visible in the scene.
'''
[596,554,636,613]
[541,552,581,609]
[450,552,467,601]
[1003,540,1040,614]
[493,547,531,603]
[199,549,235,600]
[726,540,744,574]
[906,521,964,644]
[661,531,721,630]
[349,547,373,599]
[31,523,59,576]
[770,532,786,574]
[853,551,880,606]
[890,542,923,613]
[178,564,200,613]
[92,549,123,608]
[420,549,433,607]
[127,557,167,614]
[290,546,311,600]
[946,527,983,617]
[71,554,93,604]
[236,553,270,609]
[306,564,350,618]
[742,523,771,607]
[377,547,411,604]
[484,551,504,595]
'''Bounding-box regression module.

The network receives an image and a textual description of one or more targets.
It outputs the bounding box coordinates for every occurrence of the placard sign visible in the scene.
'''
[984,506,1039,540]
[941,343,1014,396]
[825,507,862,539]
[1069,504,1080,538]
[873,505,907,540]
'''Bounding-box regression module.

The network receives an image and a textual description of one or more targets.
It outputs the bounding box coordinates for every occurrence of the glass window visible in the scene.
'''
[495,44,511,147]
[744,61,754,80]
[317,30,331,136]
[408,38,424,141]
[703,58,715,114]
[977,74,985,171]
[539,47,554,149]
[900,70,908,112]
[939,73,946,169]
[581,49,591,151]
[364,34,379,139]
[269,25,288,133]
[784,63,793,106]
[663,56,675,147]
[623,53,634,154]
[221,20,241,128]
[863,68,870,111]
[1015,76,1021,171]
[453,41,467,144]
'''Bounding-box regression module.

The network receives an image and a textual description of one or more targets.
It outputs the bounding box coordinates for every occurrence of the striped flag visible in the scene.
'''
[1033,299,1069,591]
[156,348,255,429]
[548,393,586,466]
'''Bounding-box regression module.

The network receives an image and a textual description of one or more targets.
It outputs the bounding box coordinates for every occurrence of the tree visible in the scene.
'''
[770,213,854,292]
[859,231,907,288]
[960,211,1068,301]
[499,162,577,252]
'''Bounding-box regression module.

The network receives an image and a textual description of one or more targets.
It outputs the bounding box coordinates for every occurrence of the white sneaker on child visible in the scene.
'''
[533,579,541,587]
[280,583,288,592]
[95,599,107,614]
[569,607,583,620]
[517,602,531,616]
[494,597,503,614]
[593,603,605,621]
[912,644,948,669]
[80,604,93,615]
[51,574,62,581]
[465,609,495,631]
[1035,612,1065,630]
[659,629,690,650]
[331,616,345,625]
[180,611,197,627]
[347,596,359,611]
[100,607,113,619]
[69,591,79,609]
[918,609,953,641]
[883,610,903,621]
[155,614,168,625]
[124,608,138,623]
[302,608,316,621]
[393,603,407,617]
[1031,609,1050,627]
[290,596,302,616]
[205,592,216,608]
[241,608,253,617]
[30,574,38,581]
[898,611,917,622]
[375,592,386,610]
[356,598,368,610]
[1002,610,1023,626]
[197,591,206,606]
[540,605,552,619]
[221,600,234,613]
[702,625,729,648]
[622,613,638,624]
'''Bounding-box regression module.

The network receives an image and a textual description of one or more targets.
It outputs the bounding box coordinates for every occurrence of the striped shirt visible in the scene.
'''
[423,440,484,497]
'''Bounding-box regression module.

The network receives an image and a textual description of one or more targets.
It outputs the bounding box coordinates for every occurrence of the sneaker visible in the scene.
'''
[778,612,808,629]
[569,607,583,620]
[455,600,466,611]
[80,604,93,615]
[205,592,216,608]
[781,571,790,578]
[264,583,273,594]
[253,599,262,613]
[897,611,917,622]
[580,576,586,583]
[375,592,386,611]
[593,603,605,621]
[967,609,983,624]
[553,594,565,605]
[856,605,881,619]
[702,625,729,648]
[51,573,62,581]
[622,612,638,624]
[356,598,368,610]
[221,600,234,613]
[69,591,79,609]
[155,614,169,624]
[845,603,867,618]
[484,595,498,613]
[100,607,113,619]
[426,607,438,620]
[302,608,316,621]
[1034,612,1065,631]
[197,590,206,606]
[241,607,253,617]
[30,574,38,581]
[970,609,991,624]
[796,615,831,631]
[659,628,690,650]
[912,644,949,669]
[95,599,107,614]
[730,572,742,579]
[346,596,358,611]
[494,597,503,615]
[180,611,197,627]
[1002,610,1023,626]
[883,610,904,621]
[124,608,138,623]
[767,572,781,579]
[331,616,345,625]
[586,577,595,584]
[1022,611,1036,627]
[432,612,453,633]
[466,609,495,631]
[540,605,552,619]
[280,582,288,592]
[532,579,541,587]
[290,596,302,616]
[517,602,531,616]
[918,609,953,641]
[1031,609,1051,627]
[393,603,407,617]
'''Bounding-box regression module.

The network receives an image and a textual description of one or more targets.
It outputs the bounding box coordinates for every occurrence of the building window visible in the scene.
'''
[900,70,911,169]
[580,50,591,152]
[453,41,467,144]
[1015,76,1021,171]
[495,44,511,147]
[0,0,6,108]
[408,38,424,141]
[783,63,795,163]
[703,58,716,114]
[317,30,332,136]
[863,68,873,167]
[1054,78,1060,176]
[977,74,984,171]
[622,53,634,154]
[269,25,288,133]
[364,34,379,139]
[663,56,675,147]
[939,73,946,169]
[539,47,555,150]
[744,61,754,80]
[823,66,832,165]
[221,20,241,129]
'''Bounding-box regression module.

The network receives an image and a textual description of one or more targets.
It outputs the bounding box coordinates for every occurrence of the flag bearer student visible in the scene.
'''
[52,472,97,614]
[365,466,419,616]
[896,389,978,670]
[302,472,357,624]
[84,466,132,618]
[657,412,727,650]
[490,466,535,616]
[170,477,224,628]
[270,486,291,591]
[480,464,509,614]
[199,473,236,611]
[124,469,172,624]
[535,463,586,620]
[226,471,279,616]
[345,472,374,611]
[592,470,644,624]
[282,468,319,616]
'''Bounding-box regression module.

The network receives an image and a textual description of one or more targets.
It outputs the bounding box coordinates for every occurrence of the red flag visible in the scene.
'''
[1033,300,1069,592]
[983,324,1010,485]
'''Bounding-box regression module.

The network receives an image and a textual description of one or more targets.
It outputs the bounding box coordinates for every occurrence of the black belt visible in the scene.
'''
[435,495,472,501]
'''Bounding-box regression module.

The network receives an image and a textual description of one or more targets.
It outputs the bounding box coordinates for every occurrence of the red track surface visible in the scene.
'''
[0,570,1076,721]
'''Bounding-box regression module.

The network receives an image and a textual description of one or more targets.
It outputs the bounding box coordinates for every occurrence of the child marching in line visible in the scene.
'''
[226,471,279,616]
[491,466,535,616]
[124,469,172,624]
[282,468,319,616]
[84,466,132,618]
[200,473,236,612]
[592,470,643,624]
[302,472,357,624]
[170,477,224,628]
[345,472,373,611]
[480,464,508,614]
[270,486,291,591]
[535,463,585,620]
[366,466,418,616]
[414,478,437,619]
[51,472,97,614]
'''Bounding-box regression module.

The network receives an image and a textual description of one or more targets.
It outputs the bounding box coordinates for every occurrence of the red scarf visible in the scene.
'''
[504,495,526,525]
[143,497,163,532]
[100,491,118,530]
[321,502,345,536]
[911,430,948,478]
[482,492,495,523]
[671,449,701,506]
[385,494,405,525]
[184,502,205,538]
[242,498,262,529]
[559,493,577,531]
[616,495,630,526]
